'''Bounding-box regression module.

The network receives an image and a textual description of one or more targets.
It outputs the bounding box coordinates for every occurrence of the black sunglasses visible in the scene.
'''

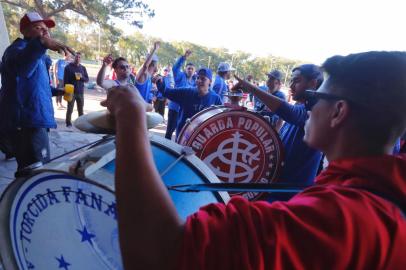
[303,90,358,111]
[118,65,130,70]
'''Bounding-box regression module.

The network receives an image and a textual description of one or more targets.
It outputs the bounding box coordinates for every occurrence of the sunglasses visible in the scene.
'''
[118,65,130,70]
[303,90,358,111]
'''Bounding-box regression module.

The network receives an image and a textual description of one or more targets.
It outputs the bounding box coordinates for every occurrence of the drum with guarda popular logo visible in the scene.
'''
[177,105,284,201]
[0,135,229,270]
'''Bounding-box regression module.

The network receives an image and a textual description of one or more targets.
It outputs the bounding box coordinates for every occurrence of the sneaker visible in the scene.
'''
[66,124,73,128]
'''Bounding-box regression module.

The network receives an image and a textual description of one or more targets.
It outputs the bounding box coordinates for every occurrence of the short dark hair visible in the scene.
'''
[186,62,194,67]
[112,57,127,69]
[322,51,406,145]
[292,64,323,88]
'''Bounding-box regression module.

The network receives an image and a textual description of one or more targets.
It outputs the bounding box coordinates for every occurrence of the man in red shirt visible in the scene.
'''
[102,51,406,270]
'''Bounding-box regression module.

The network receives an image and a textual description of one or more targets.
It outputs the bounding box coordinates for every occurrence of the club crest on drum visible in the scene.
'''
[190,116,276,153]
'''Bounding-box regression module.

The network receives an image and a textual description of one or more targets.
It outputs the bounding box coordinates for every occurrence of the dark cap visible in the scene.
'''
[292,64,324,83]
[20,12,55,33]
[197,67,213,81]
[266,70,283,81]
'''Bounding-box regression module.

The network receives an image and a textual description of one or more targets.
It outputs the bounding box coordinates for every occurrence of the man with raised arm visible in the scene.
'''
[165,49,197,140]
[97,55,135,89]
[134,41,160,103]
[235,64,324,201]
[96,55,153,112]
[254,69,286,130]
[0,12,74,176]
[103,51,406,270]
[155,67,222,138]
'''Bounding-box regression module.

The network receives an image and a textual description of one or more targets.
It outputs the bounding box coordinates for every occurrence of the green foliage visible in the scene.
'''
[2,1,305,84]
[1,0,154,28]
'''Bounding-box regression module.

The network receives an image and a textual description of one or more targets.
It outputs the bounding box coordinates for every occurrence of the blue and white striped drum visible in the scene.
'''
[0,135,229,270]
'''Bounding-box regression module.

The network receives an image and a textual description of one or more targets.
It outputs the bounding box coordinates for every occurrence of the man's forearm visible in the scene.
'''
[249,86,284,112]
[96,64,107,86]
[115,109,183,270]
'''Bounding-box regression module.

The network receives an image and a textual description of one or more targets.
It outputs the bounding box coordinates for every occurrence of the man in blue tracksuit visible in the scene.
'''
[157,68,222,137]
[165,49,197,139]
[0,12,73,176]
[212,62,235,102]
[235,64,324,201]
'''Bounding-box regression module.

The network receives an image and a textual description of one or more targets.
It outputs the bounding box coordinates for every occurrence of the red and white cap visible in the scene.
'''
[20,12,55,32]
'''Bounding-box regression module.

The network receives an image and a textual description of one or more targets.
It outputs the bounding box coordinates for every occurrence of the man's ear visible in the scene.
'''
[330,100,350,128]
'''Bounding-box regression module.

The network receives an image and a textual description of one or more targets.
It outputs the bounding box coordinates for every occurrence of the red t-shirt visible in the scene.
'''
[177,155,406,270]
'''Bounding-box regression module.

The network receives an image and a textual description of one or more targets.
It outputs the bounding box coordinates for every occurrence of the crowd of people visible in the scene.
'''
[0,11,405,270]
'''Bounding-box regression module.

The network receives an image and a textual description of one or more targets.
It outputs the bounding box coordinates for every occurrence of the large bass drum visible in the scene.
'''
[0,134,229,270]
[177,105,284,201]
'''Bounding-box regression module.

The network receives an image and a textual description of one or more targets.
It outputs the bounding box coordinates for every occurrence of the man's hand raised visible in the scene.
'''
[233,74,256,93]
[103,54,114,66]
[184,49,192,58]
[153,41,161,51]
[40,36,75,56]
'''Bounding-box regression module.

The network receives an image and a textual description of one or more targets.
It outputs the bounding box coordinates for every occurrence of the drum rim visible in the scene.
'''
[176,105,228,142]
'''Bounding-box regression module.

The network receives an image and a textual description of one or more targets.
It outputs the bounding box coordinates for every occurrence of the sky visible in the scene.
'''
[122,0,406,64]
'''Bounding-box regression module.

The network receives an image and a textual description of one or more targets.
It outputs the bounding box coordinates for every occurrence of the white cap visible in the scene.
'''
[217,62,235,72]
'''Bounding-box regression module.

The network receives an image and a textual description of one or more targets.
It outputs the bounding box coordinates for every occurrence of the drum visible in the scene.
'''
[177,105,284,201]
[0,135,229,270]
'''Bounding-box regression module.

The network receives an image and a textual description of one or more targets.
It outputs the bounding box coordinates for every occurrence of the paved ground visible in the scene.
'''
[0,88,168,190]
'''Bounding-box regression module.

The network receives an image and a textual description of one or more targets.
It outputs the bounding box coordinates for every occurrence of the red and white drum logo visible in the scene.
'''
[178,107,283,200]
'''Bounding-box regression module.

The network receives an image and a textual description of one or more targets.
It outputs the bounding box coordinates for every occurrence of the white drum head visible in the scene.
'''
[0,172,122,270]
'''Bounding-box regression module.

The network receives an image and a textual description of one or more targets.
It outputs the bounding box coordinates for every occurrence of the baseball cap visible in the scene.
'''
[266,70,283,81]
[217,62,235,72]
[20,12,55,32]
[197,67,213,81]
[292,64,323,82]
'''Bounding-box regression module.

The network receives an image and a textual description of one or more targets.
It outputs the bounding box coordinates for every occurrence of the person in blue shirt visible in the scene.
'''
[53,55,70,108]
[234,64,324,201]
[156,67,222,138]
[213,62,235,102]
[0,12,73,176]
[254,70,286,130]
[165,49,197,140]
[135,41,160,103]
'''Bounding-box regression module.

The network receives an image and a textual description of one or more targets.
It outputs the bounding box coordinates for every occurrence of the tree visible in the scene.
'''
[0,0,155,28]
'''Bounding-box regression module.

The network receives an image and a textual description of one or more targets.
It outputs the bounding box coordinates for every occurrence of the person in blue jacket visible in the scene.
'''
[135,41,160,103]
[156,67,222,138]
[165,49,197,140]
[234,64,324,201]
[0,12,74,176]
[213,62,235,102]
